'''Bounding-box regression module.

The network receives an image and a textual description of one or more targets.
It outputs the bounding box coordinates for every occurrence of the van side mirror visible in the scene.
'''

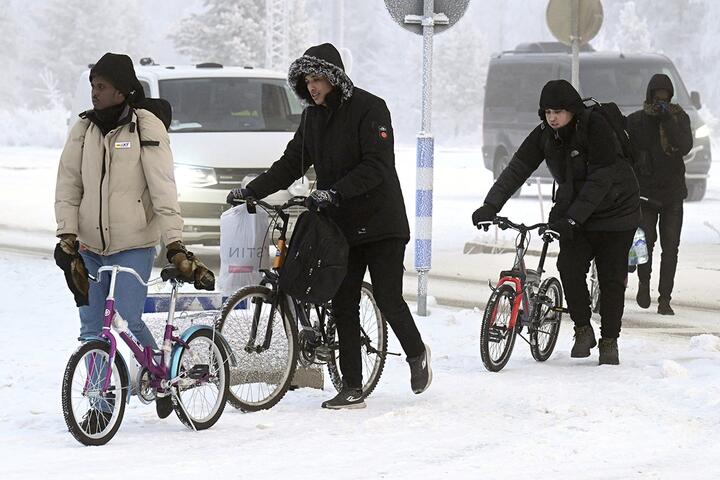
[691,91,702,109]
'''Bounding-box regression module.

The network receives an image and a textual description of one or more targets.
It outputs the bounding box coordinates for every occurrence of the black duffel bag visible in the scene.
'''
[279,210,349,304]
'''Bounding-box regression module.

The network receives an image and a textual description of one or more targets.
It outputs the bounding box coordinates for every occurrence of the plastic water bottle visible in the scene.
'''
[628,228,649,266]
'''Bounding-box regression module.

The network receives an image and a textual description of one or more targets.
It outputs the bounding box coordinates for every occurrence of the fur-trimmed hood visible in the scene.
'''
[287,43,354,105]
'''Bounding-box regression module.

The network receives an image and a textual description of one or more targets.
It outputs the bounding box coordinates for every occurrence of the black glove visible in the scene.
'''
[166,240,216,291]
[654,101,671,118]
[226,187,254,205]
[548,218,577,241]
[472,204,497,228]
[305,189,340,210]
[54,234,89,307]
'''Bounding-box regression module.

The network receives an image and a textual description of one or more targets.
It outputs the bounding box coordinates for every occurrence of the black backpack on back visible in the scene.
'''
[578,98,636,164]
[278,210,349,304]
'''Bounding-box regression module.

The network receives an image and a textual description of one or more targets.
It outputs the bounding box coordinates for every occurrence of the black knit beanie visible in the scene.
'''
[89,52,145,104]
[539,79,584,113]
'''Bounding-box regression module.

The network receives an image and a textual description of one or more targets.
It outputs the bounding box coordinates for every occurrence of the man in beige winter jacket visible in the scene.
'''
[54,52,213,427]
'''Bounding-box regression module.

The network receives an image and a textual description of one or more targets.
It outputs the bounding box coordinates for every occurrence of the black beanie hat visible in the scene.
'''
[89,52,145,104]
[539,79,584,113]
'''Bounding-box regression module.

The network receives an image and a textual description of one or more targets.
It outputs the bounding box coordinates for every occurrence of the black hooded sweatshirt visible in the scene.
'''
[626,74,693,203]
[246,43,410,246]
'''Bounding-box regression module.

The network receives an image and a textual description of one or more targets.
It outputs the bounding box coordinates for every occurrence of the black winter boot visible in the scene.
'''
[598,338,619,365]
[570,325,597,358]
[636,282,651,309]
[407,343,432,394]
[657,299,675,316]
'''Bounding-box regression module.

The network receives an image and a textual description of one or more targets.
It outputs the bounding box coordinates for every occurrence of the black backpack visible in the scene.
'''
[278,210,349,304]
[578,97,636,164]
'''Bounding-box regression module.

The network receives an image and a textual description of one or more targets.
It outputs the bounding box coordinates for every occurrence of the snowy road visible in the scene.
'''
[2,250,720,479]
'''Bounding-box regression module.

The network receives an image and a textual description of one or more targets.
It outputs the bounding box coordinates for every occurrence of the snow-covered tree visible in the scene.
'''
[170,0,310,69]
[28,0,146,108]
[613,1,654,52]
[433,14,489,140]
[0,3,19,105]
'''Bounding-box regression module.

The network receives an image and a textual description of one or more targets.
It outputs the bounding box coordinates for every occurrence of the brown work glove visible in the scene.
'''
[54,234,90,306]
[165,240,216,291]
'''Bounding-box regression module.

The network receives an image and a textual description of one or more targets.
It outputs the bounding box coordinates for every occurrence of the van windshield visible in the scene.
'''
[579,61,691,107]
[159,78,303,132]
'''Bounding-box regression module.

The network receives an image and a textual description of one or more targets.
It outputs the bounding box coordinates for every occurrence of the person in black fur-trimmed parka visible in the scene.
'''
[471,79,641,365]
[227,43,432,409]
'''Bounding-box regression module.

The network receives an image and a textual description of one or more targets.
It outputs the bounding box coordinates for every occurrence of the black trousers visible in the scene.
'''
[637,201,683,302]
[331,238,424,389]
[557,229,635,339]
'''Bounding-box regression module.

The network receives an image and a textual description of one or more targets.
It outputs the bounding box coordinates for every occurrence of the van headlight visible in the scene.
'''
[174,165,217,188]
[288,176,311,196]
[695,124,710,139]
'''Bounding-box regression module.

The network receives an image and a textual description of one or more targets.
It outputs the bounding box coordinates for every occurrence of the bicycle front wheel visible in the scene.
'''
[61,340,128,446]
[216,285,298,411]
[530,277,563,362]
[479,284,518,372]
[327,282,388,398]
[172,329,229,430]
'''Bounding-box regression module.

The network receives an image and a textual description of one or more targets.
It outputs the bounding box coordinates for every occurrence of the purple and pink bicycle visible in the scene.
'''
[61,264,230,446]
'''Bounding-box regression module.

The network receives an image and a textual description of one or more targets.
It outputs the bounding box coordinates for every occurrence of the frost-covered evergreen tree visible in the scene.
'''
[0,3,19,105]
[613,1,654,52]
[170,0,310,68]
[29,0,146,108]
[433,15,489,139]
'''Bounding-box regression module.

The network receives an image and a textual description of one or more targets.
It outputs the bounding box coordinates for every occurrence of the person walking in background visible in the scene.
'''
[227,43,432,408]
[54,52,214,428]
[472,80,641,365]
[627,74,693,316]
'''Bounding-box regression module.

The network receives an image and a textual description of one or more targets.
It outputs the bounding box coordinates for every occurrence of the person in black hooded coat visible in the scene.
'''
[228,43,432,408]
[472,79,641,365]
[627,74,693,315]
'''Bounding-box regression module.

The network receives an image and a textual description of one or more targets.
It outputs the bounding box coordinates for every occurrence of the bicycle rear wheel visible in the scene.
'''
[479,284,518,372]
[326,282,388,398]
[530,277,563,362]
[61,340,128,446]
[216,285,298,411]
[172,329,229,430]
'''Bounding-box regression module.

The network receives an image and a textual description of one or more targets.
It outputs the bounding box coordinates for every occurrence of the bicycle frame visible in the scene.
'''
[90,266,177,393]
[490,218,555,331]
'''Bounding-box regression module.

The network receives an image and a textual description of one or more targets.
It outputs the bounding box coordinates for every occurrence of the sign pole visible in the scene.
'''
[414,0,436,317]
[570,0,580,89]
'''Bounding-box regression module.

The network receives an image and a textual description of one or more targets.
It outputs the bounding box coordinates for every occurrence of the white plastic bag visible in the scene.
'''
[219,205,270,296]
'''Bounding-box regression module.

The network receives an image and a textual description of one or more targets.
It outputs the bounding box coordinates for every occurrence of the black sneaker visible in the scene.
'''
[636,282,651,309]
[321,387,366,410]
[570,325,597,358]
[598,338,619,365]
[408,343,432,394]
[79,408,112,434]
[657,299,675,316]
[156,394,174,419]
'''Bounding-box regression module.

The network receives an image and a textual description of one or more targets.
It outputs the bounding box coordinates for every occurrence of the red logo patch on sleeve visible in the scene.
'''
[379,126,388,139]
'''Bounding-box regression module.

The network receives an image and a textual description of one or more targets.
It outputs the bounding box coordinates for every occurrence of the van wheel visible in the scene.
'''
[494,151,521,198]
[686,179,706,202]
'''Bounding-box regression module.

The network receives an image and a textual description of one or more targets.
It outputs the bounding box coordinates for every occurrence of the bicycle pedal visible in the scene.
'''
[186,364,210,380]
[314,345,332,362]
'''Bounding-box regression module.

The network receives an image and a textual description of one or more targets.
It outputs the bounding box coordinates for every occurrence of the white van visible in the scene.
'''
[71,59,312,245]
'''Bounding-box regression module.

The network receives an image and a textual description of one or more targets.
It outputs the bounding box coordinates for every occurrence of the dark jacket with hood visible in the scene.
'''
[484,79,641,231]
[626,74,693,203]
[246,43,410,246]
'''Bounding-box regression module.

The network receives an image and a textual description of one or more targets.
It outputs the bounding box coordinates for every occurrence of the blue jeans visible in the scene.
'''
[79,247,158,349]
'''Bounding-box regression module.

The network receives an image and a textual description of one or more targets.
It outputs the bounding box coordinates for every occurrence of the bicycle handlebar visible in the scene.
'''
[477,216,559,240]
[229,195,307,214]
[90,265,166,287]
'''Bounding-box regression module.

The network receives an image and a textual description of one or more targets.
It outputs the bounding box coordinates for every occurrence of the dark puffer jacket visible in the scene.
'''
[626,74,693,203]
[246,43,409,246]
[485,111,641,232]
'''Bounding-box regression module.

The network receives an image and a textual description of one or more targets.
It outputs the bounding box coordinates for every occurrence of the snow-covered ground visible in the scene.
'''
[2,250,720,478]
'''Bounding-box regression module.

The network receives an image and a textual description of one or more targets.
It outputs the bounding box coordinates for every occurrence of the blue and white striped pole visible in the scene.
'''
[414,0,436,316]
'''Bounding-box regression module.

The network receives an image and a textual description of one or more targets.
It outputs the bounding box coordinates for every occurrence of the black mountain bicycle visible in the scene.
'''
[216,196,389,411]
